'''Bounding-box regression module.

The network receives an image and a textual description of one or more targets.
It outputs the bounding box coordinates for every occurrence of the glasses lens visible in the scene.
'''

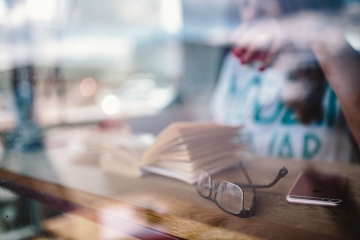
[197,170,211,197]
[215,181,243,214]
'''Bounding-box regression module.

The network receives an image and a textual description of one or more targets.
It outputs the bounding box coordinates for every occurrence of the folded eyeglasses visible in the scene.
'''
[197,162,288,218]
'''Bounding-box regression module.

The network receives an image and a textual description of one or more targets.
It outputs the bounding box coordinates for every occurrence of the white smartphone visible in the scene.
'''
[286,171,347,207]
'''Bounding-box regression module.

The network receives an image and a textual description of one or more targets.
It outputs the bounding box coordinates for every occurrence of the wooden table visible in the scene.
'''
[1,147,360,240]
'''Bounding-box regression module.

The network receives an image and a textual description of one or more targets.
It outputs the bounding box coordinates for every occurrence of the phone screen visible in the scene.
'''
[288,172,347,201]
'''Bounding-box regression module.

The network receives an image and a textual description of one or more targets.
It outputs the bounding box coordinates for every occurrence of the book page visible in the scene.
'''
[141,122,241,165]
[139,122,243,183]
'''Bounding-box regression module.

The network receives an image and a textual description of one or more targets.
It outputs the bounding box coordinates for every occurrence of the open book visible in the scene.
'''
[100,122,243,184]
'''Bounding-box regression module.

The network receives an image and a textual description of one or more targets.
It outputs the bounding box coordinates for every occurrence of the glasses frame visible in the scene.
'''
[197,162,288,218]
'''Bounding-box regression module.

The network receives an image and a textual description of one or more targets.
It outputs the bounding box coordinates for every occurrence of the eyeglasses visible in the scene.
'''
[197,162,288,218]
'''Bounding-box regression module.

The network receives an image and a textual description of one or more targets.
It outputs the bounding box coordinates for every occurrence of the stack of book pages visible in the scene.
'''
[100,122,243,184]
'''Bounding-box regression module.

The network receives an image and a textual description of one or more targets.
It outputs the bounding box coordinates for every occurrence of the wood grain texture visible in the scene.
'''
[1,149,360,240]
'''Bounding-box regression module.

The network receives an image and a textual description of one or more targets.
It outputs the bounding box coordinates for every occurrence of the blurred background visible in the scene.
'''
[0,0,241,138]
[0,0,359,239]
[0,1,241,238]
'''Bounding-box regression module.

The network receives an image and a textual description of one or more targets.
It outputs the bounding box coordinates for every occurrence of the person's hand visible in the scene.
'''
[231,19,288,71]
[230,12,342,71]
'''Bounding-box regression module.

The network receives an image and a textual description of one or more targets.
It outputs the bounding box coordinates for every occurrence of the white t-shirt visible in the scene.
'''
[211,54,354,162]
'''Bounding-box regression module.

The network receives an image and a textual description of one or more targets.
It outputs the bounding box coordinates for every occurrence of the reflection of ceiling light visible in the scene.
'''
[79,78,97,97]
[159,0,183,34]
[10,4,26,27]
[101,95,120,115]
[0,1,7,25]
[26,0,57,22]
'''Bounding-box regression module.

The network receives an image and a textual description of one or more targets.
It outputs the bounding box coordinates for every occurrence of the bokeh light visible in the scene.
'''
[101,95,120,115]
[80,78,97,97]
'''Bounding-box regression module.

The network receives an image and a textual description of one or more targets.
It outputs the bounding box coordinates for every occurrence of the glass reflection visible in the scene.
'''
[0,0,359,239]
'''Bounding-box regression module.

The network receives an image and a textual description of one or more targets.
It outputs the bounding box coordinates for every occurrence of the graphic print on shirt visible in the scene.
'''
[211,55,351,162]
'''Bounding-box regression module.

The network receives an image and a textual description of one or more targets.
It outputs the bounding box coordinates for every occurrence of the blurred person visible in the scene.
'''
[11,65,43,151]
[211,0,360,162]
[3,0,44,151]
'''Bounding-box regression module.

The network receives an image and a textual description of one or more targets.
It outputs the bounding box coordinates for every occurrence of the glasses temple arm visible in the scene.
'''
[235,167,288,189]
[238,162,256,217]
